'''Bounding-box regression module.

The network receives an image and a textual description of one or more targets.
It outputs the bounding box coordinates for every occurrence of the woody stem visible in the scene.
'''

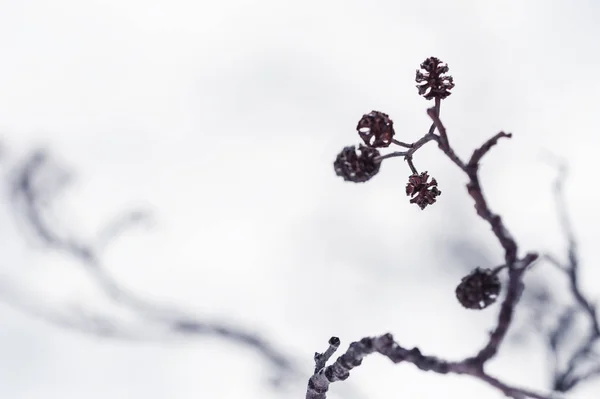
[406,157,418,174]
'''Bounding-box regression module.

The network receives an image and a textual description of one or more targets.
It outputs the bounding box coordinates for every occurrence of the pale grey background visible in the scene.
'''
[0,0,599,398]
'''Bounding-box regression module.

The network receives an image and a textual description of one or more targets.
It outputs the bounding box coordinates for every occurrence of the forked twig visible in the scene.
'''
[5,149,297,385]
[318,56,557,399]
[541,161,600,392]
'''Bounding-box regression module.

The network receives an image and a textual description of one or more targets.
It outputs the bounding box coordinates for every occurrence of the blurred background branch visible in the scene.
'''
[2,147,298,387]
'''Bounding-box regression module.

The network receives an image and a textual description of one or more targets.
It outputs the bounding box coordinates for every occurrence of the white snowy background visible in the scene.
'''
[0,0,599,398]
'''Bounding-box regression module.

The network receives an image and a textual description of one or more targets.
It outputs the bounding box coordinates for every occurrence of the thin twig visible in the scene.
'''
[427,109,517,265]
[308,102,542,398]
[541,254,569,273]
[426,108,467,171]
[374,150,409,161]
[375,101,442,170]
[474,253,538,364]
[469,132,513,168]
[542,162,600,391]
[406,157,418,174]
[551,165,599,337]
[402,99,442,174]
[426,110,527,364]
[402,133,438,172]
[433,97,448,148]
[313,337,341,374]
[306,333,557,399]
[8,149,297,383]
[374,134,437,163]
[391,139,413,148]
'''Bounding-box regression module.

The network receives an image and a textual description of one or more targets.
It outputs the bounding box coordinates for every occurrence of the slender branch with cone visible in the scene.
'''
[313,57,569,399]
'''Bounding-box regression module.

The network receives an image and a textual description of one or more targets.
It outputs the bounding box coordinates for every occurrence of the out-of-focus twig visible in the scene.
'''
[541,161,600,392]
[5,149,297,385]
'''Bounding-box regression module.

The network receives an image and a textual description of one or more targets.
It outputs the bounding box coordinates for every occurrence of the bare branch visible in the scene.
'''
[425,109,528,364]
[468,132,513,168]
[314,337,341,374]
[324,105,534,395]
[406,157,418,174]
[7,149,297,384]
[391,139,413,148]
[306,334,557,399]
[322,106,531,395]
[375,101,441,172]
[540,161,600,392]
[432,97,449,148]
[474,253,538,363]
[426,107,467,171]
[374,133,437,163]
[475,372,559,399]
[541,254,569,273]
[321,57,598,398]
[550,165,599,337]
[95,209,154,250]
[427,108,517,265]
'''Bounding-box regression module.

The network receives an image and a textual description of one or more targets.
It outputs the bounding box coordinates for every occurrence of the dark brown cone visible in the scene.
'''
[334,144,381,183]
[455,267,501,310]
[356,111,395,148]
[415,57,455,100]
[405,171,441,210]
